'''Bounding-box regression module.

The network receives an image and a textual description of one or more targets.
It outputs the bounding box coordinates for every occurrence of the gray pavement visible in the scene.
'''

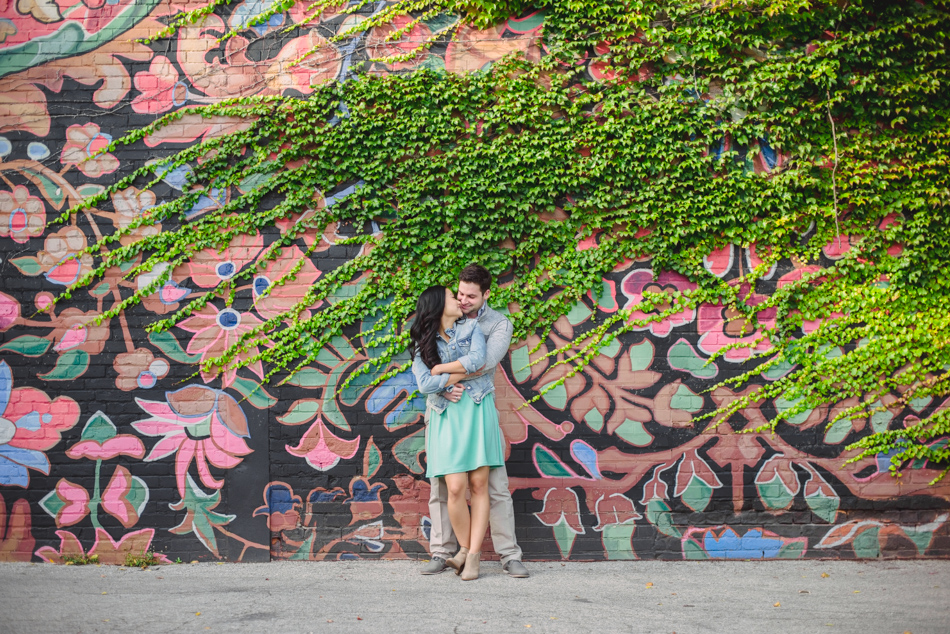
[1,559,948,633]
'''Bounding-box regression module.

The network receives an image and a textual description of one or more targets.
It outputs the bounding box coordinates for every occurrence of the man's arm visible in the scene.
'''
[464,315,512,379]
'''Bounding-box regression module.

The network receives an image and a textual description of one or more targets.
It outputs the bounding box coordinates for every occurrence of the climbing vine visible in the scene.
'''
[55,1,950,481]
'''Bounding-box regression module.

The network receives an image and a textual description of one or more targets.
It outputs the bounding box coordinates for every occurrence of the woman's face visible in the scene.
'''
[443,288,462,319]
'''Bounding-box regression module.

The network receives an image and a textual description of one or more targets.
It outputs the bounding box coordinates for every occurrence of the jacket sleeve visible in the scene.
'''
[480,314,513,373]
[411,356,450,394]
[455,324,487,374]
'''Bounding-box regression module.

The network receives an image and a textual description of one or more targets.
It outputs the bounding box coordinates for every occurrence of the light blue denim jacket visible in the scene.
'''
[411,318,487,414]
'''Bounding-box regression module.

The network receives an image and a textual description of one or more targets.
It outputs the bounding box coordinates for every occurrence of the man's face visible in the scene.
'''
[457,281,489,317]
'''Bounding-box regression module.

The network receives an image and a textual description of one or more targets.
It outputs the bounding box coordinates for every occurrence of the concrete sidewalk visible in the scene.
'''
[1,559,948,633]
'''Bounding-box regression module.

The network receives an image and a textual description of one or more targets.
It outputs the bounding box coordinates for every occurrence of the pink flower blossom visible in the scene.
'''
[179,231,263,289]
[252,245,321,321]
[66,435,145,461]
[177,304,264,387]
[0,186,45,243]
[132,385,252,496]
[132,56,188,115]
[286,417,359,471]
[60,123,119,178]
[620,269,697,337]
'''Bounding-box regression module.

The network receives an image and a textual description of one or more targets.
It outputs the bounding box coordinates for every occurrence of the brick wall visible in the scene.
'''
[0,1,947,563]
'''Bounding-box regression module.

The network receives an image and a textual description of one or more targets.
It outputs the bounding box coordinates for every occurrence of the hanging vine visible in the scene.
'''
[52,0,950,482]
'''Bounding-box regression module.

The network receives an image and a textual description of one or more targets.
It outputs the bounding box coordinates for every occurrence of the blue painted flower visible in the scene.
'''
[253,482,301,531]
[366,371,425,430]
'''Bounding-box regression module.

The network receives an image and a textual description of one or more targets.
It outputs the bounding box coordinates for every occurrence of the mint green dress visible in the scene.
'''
[425,391,504,478]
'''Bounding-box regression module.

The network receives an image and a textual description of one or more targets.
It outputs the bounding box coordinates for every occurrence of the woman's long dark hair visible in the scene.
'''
[409,285,446,369]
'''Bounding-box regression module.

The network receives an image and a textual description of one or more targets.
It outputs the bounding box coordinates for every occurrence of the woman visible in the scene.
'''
[410,285,505,581]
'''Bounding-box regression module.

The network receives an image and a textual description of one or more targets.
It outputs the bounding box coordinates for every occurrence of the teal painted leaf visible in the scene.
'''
[231,376,277,409]
[509,345,531,383]
[680,475,713,513]
[22,168,65,210]
[284,366,325,388]
[628,340,654,371]
[806,492,840,523]
[10,256,42,276]
[668,338,717,379]
[903,528,935,555]
[551,516,578,559]
[169,473,236,557]
[80,411,117,443]
[148,331,201,364]
[534,444,576,478]
[757,475,795,511]
[38,349,89,381]
[277,399,320,425]
[614,418,653,447]
[39,489,65,518]
[852,527,881,558]
[682,538,707,560]
[0,335,52,357]
[823,418,853,444]
[393,428,426,474]
[646,499,680,537]
[601,522,637,560]
[584,407,604,432]
[565,301,591,325]
[539,381,567,409]
[777,541,806,559]
[287,533,315,560]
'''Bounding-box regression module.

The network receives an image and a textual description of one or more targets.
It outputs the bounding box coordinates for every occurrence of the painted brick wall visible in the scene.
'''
[0,1,948,564]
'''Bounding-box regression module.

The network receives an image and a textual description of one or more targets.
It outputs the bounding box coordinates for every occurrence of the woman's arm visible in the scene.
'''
[451,325,487,374]
[411,356,450,394]
[430,360,466,375]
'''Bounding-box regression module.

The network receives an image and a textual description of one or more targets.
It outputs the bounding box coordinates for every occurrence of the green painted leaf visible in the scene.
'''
[148,331,201,364]
[806,492,840,523]
[852,527,881,558]
[757,475,794,510]
[534,445,574,478]
[565,301,591,325]
[38,349,89,381]
[76,184,106,199]
[231,376,277,409]
[80,411,117,443]
[823,418,853,444]
[680,475,713,512]
[287,533,315,560]
[682,538,707,560]
[777,541,805,559]
[10,256,42,277]
[668,339,717,379]
[393,428,426,474]
[903,528,934,555]
[39,489,65,518]
[646,499,680,537]
[22,168,65,209]
[584,407,604,432]
[614,419,653,447]
[364,438,381,479]
[602,522,637,560]
[127,476,150,515]
[509,345,531,383]
[628,340,654,372]
[774,396,813,426]
[551,516,578,559]
[539,381,567,409]
[90,281,111,296]
[169,474,235,557]
[277,399,320,425]
[284,366,325,388]
[671,383,703,413]
[0,335,52,357]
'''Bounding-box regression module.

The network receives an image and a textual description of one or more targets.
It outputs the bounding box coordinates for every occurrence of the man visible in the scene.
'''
[420,264,530,578]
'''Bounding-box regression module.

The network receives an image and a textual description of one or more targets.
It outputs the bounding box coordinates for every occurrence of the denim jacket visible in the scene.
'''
[411,318,487,414]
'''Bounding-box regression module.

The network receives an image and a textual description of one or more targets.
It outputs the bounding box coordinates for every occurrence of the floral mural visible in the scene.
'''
[0,0,948,566]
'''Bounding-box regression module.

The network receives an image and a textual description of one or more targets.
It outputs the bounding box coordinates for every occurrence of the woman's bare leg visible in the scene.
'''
[444,472,471,551]
[467,466,490,553]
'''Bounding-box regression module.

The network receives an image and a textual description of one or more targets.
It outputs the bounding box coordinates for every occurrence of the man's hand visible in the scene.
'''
[444,384,464,403]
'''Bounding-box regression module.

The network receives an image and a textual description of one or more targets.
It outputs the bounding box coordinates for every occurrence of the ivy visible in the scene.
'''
[55,1,950,482]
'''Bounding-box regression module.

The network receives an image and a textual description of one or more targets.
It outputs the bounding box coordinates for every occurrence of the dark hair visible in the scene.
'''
[459,264,492,293]
[409,285,446,369]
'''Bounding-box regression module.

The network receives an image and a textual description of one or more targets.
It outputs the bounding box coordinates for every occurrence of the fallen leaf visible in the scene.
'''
[854,591,860,594]
[773,602,781,607]
[101,592,107,595]
[356,617,362,621]
[196,612,201,616]
[191,560,199,564]
[646,582,654,588]
[799,590,810,594]
[821,573,830,578]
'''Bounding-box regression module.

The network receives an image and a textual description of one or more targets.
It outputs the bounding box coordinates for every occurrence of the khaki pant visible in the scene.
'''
[428,466,523,564]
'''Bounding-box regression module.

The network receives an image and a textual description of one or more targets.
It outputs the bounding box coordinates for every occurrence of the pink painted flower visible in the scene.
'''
[0,494,35,562]
[620,269,698,337]
[113,348,170,391]
[101,466,149,529]
[40,479,90,528]
[252,245,321,321]
[0,361,81,487]
[132,385,252,496]
[132,56,188,115]
[136,262,192,316]
[532,487,584,535]
[697,289,777,363]
[50,308,111,356]
[365,14,432,71]
[111,186,161,245]
[177,304,265,387]
[286,417,360,471]
[36,227,95,286]
[179,231,263,289]
[60,123,119,178]
[66,435,145,461]
[0,291,19,331]
[0,185,45,243]
[35,527,170,565]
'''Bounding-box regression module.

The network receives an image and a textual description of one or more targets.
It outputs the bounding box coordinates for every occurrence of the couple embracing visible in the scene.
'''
[410,264,529,581]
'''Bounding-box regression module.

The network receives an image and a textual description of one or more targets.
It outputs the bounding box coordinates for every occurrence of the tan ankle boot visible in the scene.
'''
[446,547,469,575]
[460,551,480,581]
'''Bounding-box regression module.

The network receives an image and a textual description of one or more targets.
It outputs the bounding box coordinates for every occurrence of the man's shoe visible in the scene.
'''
[503,560,529,578]
[420,557,449,575]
